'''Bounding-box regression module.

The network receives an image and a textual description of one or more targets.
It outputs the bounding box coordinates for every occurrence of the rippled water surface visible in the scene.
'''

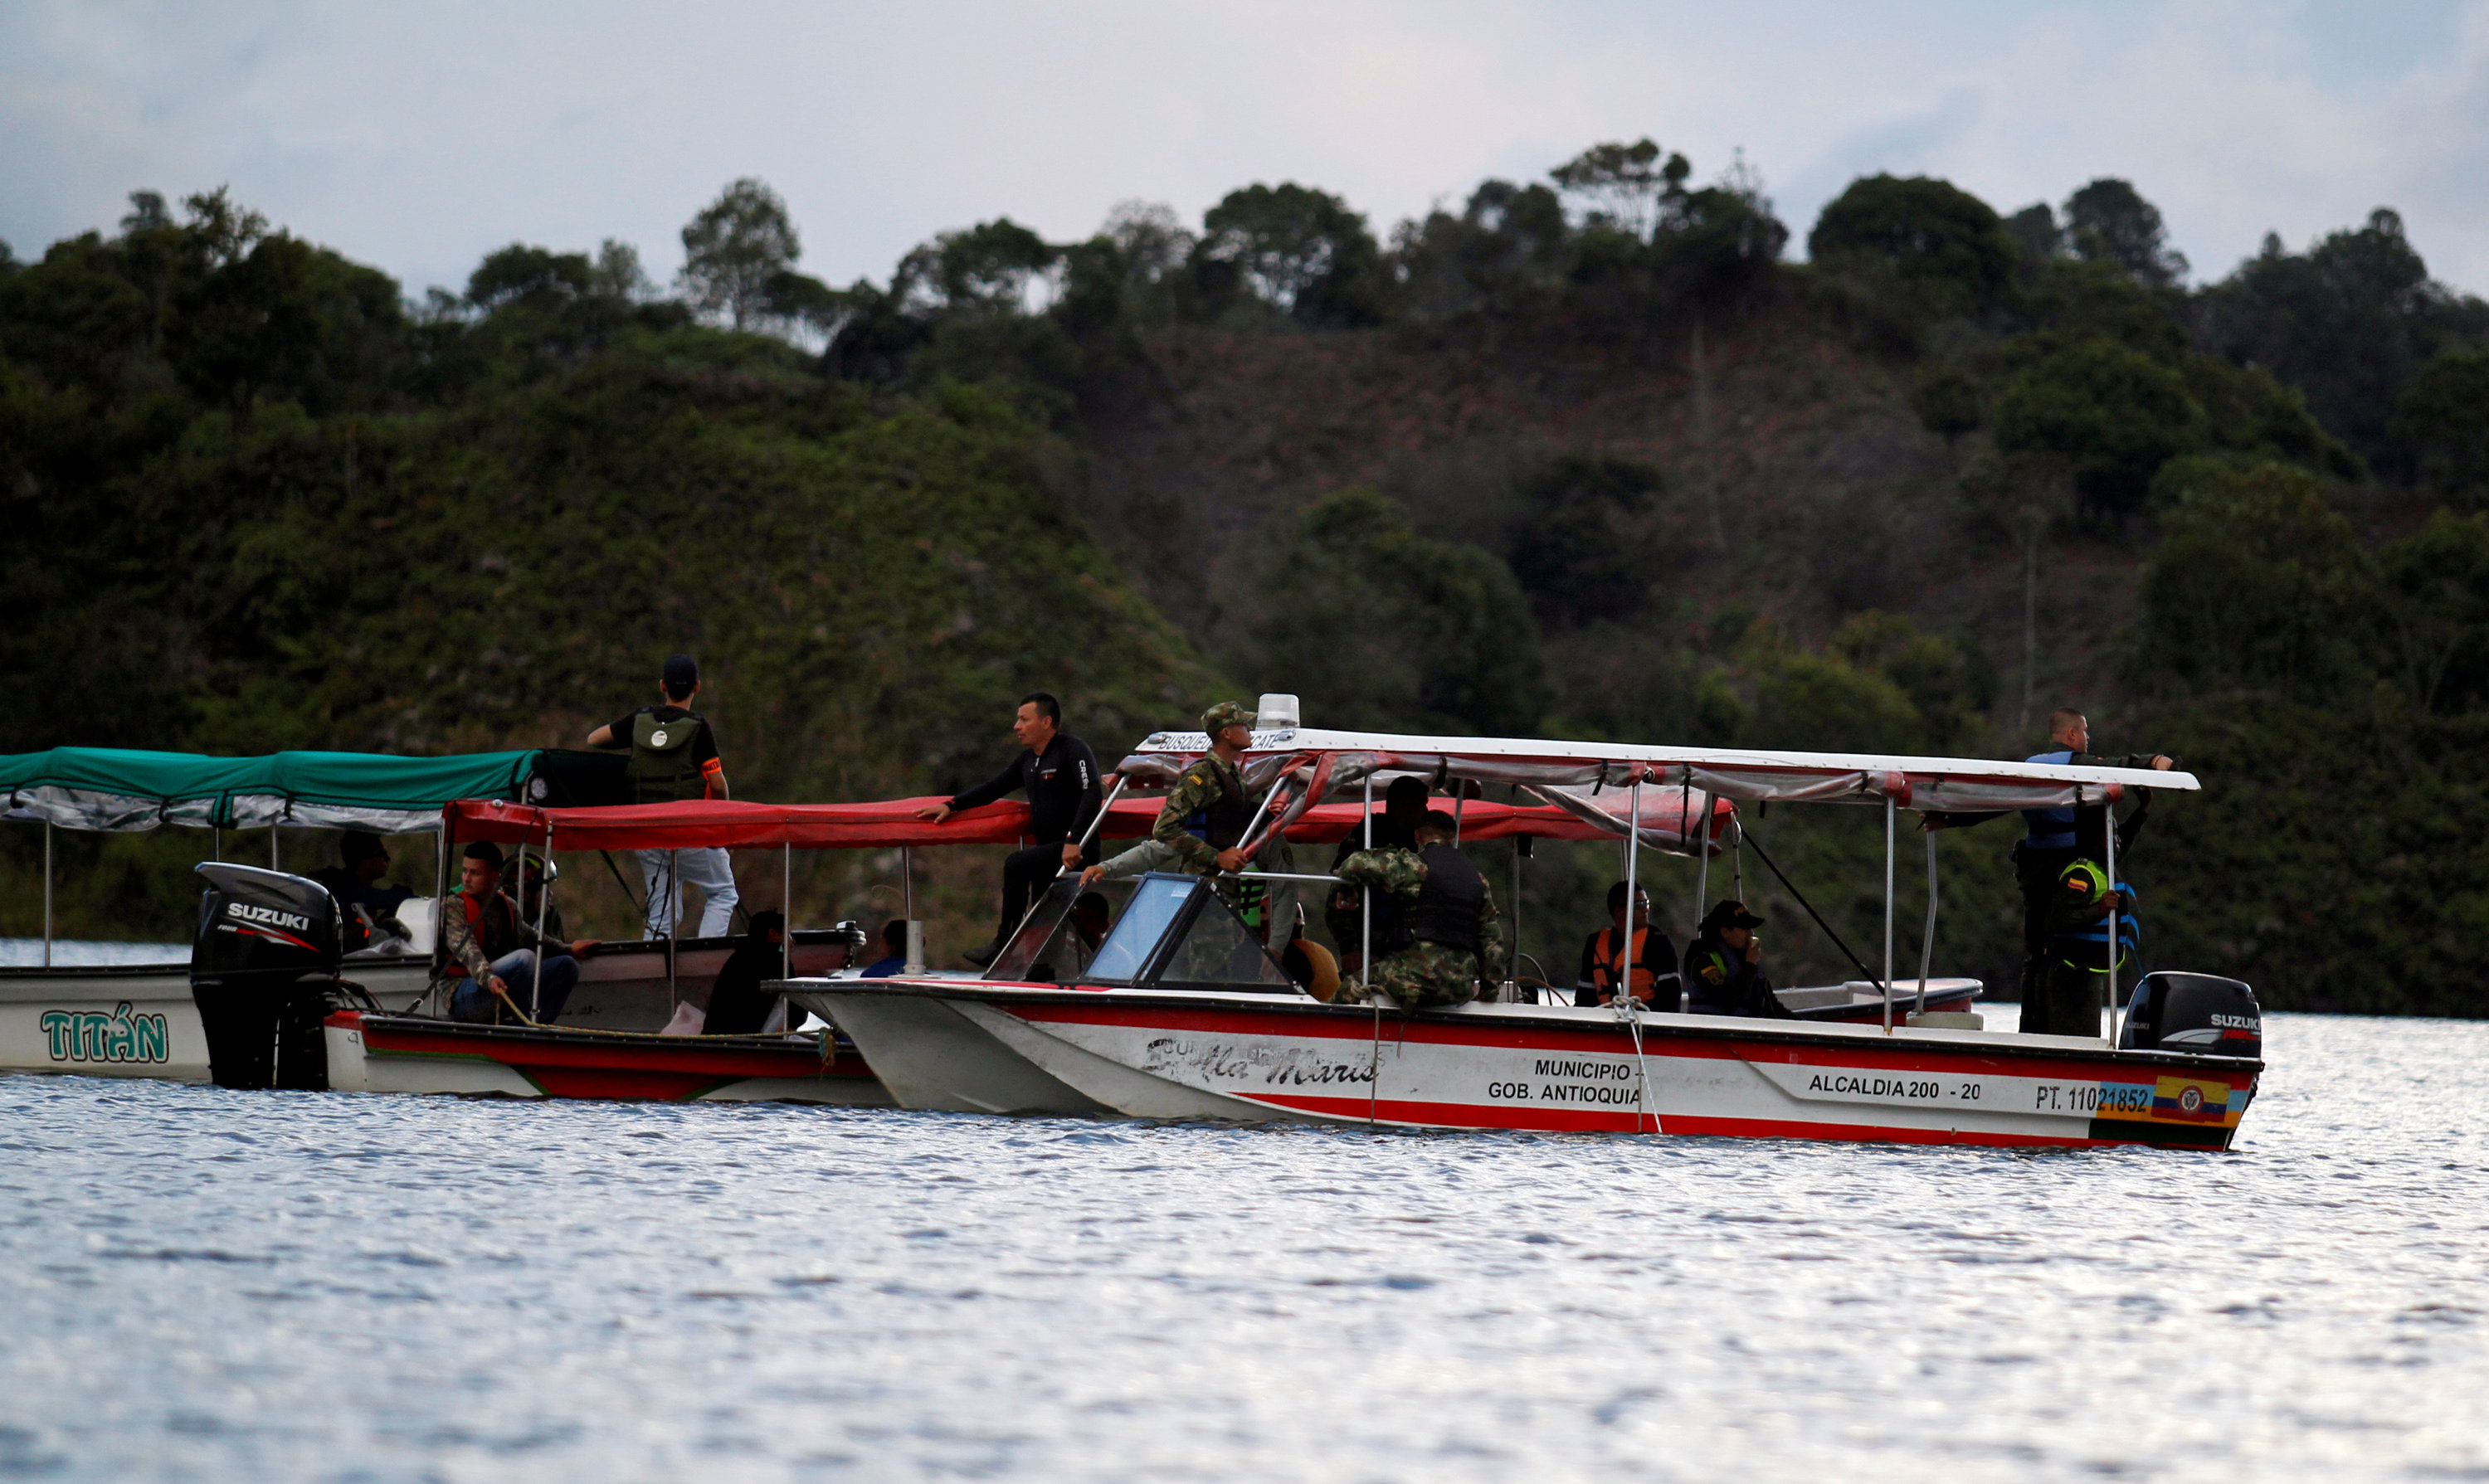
[2,1012,2484,1482]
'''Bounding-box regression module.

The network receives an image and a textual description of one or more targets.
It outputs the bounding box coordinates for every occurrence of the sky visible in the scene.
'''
[6,0,2488,300]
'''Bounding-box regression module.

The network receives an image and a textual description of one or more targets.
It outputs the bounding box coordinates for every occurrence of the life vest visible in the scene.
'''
[1181,759,1251,849]
[2020,750,2077,849]
[1590,927,1659,999]
[2049,860,2140,969]
[1401,843,1484,953]
[458,888,517,968]
[628,710,707,804]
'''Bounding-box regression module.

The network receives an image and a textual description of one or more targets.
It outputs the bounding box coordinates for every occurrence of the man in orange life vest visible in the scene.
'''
[1576,880,1679,1008]
[444,843,600,1024]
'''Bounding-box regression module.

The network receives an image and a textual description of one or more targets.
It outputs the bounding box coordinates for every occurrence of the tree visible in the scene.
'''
[1909,364,1983,445]
[679,178,801,331]
[2136,460,2373,695]
[2395,347,2489,505]
[1550,139,1689,240]
[1508,455,1663,625]
[2003,202,2063,270]
[1994,336,2205,515]
[1236,488,1548,733]
[1807,174,2017,316]
[1199,183,1382,326]
[2063,178,2187,287]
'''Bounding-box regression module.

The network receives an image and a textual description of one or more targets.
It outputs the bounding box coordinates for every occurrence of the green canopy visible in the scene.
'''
[0,747,543,834]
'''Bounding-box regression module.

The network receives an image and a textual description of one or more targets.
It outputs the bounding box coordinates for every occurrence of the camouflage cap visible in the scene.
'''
[1201,700,1256,734]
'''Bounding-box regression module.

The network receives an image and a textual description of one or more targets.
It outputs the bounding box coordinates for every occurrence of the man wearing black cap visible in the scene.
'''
[443,843,597,1024]
[1683,900,1790,1018]
[587,654,739,940]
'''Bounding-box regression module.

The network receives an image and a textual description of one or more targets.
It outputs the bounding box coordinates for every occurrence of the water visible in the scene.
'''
[1,1014,2483,1482]
[0,939,186,967]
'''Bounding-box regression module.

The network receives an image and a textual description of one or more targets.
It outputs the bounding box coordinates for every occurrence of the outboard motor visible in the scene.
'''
[2119,971,2263,1058]
[190,863,353,1090]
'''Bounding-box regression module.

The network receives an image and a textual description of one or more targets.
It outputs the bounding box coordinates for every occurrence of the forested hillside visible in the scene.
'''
[7,157,2489,1012]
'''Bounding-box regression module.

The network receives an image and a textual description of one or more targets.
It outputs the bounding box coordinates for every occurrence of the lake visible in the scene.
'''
[0,1010,2482,1481]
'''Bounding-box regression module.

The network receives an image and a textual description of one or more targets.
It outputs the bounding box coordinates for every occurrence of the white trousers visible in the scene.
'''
[636,846,740,939]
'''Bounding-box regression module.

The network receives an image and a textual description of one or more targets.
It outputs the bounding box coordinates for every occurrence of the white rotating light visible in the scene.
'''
[1255,693,1301,729]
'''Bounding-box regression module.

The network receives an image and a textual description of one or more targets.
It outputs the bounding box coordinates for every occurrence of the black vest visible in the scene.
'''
[1403,843,1484,953]
[1185,760,1251,849]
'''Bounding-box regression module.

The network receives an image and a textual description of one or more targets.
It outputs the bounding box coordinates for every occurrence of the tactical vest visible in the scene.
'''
[1590,927,1659,998]
[628,710,706,804]
[1183,760,1251,849]
[1403,843,1484,953]
[1684,938,1742,1011]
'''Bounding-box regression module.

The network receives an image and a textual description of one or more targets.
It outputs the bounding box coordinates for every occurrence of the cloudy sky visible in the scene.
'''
[6,0,2487,299]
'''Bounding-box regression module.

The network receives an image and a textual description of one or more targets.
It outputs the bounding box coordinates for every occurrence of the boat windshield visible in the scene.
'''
[1084,876,1194,985]
[1151,886,1296,993]
[982,875,1139,985]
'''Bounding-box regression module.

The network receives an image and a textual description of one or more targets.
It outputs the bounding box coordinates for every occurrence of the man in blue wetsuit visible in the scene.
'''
[2014,708,2171,1025]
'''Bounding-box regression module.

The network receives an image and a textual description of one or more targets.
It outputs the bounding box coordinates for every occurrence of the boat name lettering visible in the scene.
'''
[1137,1037,1372,1086]
[1532,1058,1634,1081]
[39,1002,171,1064]
[1808,1073,1947,1100]
[225,901,311,933]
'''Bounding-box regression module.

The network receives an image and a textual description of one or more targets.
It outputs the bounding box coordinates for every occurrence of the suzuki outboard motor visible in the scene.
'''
[190,863,348,1090]
[2118,971,2263,1058]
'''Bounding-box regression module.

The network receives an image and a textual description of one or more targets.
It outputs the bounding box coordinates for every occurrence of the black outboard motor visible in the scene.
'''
[190,863,351,1090]
[2119,971,2263,1058]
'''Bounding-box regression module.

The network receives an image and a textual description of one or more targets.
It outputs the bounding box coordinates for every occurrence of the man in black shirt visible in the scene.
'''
[916,692,1103,966]
[586,654,738,938]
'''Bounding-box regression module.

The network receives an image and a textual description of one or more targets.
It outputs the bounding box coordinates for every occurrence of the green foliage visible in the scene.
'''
[1994,336,2205,513]
[1506,454,1663,625]
[1230,488,1547,734]
[2195,210,2489,479]
[2394,347,2489,504]
[1199,182,1384,328]
[1909,363,1984,442]
[2063,178,2188,287]
[1549,139,1689,239]
[1807,174,2017,318]
[678,178,804,331]
[2136,459,2372,695]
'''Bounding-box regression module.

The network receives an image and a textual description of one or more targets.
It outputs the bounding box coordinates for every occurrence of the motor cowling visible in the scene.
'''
[2119,971,2262,1059]
[191,864,347,1090]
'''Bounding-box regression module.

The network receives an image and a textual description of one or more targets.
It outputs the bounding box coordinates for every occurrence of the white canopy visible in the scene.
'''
[1114,727,2195,821]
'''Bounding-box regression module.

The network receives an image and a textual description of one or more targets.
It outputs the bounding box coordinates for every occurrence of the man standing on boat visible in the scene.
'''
[586,654,738,940]
[914,692,1103,966]
[1334,810,1508,1010]
[2015,708,2169,1034]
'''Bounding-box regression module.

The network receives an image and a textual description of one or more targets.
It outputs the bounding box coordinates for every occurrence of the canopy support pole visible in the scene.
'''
[270,824,280,870]
[901,846,914,922]
[42,822,53,970]
[1882,793,1896,1033]
[1733,819,1744,901]
[1624,778,1656,1131]
[666,848,679,1010]
[213,826,222,864]
[2105,790,2121,1046]
[1917,826,1939,1018]
[532,825,552,1022]
[1363,773,1377,1126]
[782,841,793,988]
[1692,776,1709,947]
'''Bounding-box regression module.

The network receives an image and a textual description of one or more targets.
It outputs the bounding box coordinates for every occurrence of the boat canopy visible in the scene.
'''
[1,747,543,834]
[1113,726,2199,831]
[446,791,1727,854]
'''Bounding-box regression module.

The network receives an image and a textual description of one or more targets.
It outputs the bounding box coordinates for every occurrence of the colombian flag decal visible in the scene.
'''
[2152,1076,2232,1123]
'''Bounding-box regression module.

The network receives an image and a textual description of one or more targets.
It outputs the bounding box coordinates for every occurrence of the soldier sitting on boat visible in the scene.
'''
[443,843,599,1025]
[1333,810,1509,1010]
[1324,776,1430,976]
[1683,900,1790,1018]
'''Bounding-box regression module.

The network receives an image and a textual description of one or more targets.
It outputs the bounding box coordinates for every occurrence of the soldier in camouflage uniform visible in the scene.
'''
[1334,810,1509,1010]
[1085,701,1285,917]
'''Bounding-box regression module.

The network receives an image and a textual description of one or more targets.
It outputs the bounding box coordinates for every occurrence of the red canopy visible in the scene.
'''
[443,792,1703,852]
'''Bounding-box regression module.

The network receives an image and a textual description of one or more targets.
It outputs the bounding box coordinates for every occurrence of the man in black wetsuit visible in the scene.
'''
[916,692,1103,966]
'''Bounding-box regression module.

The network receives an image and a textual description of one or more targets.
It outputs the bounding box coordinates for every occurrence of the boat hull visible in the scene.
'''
[791,981,2258,1151]
[0,956,430,1083]
[324,1011,894,1105]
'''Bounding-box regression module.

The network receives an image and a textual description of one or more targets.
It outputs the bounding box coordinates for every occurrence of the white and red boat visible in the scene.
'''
[782,723,2261,1151]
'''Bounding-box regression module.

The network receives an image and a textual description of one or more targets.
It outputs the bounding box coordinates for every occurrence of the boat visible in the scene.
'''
[781,719,2263,1150]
